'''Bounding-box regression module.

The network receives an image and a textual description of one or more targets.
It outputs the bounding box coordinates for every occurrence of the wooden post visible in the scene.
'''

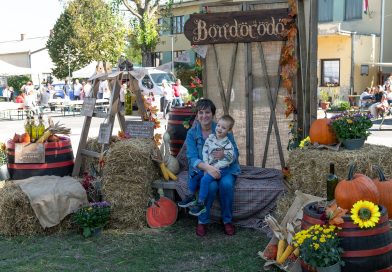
[245,42,254,166]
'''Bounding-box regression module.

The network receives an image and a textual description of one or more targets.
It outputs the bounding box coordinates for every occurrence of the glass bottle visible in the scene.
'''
[327,163,339,201]
[30,116,37,141]
[24,115,32,137]
[37,115,46,140]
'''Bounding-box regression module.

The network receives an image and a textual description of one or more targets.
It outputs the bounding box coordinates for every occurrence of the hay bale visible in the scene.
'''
[80,136,118,176]
[0,181,71,236]
[276,144,392,218]
[102,138,160,230]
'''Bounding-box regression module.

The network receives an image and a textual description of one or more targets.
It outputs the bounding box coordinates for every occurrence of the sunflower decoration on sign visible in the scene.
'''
[351,200,381,228]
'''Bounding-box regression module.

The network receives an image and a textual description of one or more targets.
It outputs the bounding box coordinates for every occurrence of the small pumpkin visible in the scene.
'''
[263,243,278,260]
[372,165,392,218]
[20,133,31,143]
[309,118,337,145]
[335,163,380,210]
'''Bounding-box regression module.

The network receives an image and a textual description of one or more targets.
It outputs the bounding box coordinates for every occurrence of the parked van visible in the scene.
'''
[137,68,176,96]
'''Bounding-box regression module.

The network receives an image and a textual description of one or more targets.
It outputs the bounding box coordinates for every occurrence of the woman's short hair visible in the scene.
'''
[196,99,216,115]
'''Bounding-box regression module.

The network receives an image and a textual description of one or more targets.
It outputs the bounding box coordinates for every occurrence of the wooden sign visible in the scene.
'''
[184,9,290,45]
[98,123,113,144]
[81,97,96,116]
[124,121,155,139]
[15,143,45,163]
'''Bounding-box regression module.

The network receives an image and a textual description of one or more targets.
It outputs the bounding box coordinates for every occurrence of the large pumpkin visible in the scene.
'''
[373,165,392,218]
[146,196,178,228]
[335,164,380,210]
[309,118,337,145]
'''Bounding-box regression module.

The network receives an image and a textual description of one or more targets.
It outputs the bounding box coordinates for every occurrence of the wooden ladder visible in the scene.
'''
[72,68,146,177]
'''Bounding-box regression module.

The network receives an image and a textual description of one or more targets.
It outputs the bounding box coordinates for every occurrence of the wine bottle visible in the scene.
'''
[327,163,338,201]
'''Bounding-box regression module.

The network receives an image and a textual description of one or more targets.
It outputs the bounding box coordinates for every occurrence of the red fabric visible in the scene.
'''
[196,224,207,236]
[15,95,24,103]
[172,84,180,97]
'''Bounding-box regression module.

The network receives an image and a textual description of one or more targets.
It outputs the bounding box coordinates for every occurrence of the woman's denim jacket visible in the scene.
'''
[185,121,241,177]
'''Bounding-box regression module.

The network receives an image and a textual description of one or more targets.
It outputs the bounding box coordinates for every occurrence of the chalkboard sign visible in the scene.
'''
[81,97,96,116]
[98,123,113,144]
[124,121,154,139]
[15,143,45,163]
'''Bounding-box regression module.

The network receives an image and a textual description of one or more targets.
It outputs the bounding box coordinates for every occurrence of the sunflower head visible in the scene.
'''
[351,200,381,228]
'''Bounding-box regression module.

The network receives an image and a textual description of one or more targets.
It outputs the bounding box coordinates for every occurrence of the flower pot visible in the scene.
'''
[0,164,10,180]
[342,138,365,150]
[320,102,330,110]
[316,262,341,272]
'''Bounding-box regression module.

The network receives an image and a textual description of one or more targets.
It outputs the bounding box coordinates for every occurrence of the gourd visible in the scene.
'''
[335,164,380,210]
[372,165,392,218]
[161,132,180,174]
[309,118,337,145]
[20,133,30,143]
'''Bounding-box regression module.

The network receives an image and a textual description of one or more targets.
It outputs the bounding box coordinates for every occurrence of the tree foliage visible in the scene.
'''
[47,0,127,79]
[113,0,172,67]
[7,75,31,95]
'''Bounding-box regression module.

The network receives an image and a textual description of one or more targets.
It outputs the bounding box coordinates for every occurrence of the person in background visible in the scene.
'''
[9,86,14,101]
[73,79,82,100]
[2,86,10,101]
[181,99,240,237]
[119,83,127,112]
[63,80,72,98]
[98,79,108,99]
[39,87,51,112]
[83,81,92,98]
[162,79,173,119]
[369,85,388,118]
[15,93,25,104]
[24,90,38,115]
[172,79,184,107]
[359,87,374,108]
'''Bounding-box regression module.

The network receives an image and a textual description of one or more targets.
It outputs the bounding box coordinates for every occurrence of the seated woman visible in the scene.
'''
[369,85,389,118]
[359,87,374,108]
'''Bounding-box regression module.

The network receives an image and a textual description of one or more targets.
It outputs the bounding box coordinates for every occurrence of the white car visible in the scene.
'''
[138,68,176,96]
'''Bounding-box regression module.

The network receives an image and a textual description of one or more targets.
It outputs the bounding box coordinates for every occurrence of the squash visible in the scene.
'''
[20,133,31,143]
[335,163,380,210]
[372,165,392,218]
[309,118,337,145]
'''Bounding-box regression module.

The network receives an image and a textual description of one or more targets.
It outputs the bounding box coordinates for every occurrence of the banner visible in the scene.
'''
[174,51,191,63]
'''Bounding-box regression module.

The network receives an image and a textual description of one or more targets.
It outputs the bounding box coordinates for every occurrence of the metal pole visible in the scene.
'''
[68,47,71,78]
[171,35,174,74]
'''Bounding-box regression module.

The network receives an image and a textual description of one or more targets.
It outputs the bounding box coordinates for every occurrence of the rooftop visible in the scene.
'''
[0,35,48,55]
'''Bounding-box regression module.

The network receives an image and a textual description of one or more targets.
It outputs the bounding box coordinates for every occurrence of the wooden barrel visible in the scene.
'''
[167,107,196,156]
[6,137,74,180]
[302,202,392,272]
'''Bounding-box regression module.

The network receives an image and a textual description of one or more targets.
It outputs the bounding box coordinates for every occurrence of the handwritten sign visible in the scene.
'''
[98,123,113,144]
[81,97,96,116]
[125,121,154,139]
[15,143,45,163]
[184,9,289,45]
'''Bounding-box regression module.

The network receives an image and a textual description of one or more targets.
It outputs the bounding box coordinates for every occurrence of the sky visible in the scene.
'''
[0,0,64,42]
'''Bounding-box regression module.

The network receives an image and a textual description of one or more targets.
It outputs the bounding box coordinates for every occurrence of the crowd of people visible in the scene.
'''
[359,75,392,118]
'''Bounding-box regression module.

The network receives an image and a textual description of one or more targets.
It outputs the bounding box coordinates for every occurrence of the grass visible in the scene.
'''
[0,214,283,272]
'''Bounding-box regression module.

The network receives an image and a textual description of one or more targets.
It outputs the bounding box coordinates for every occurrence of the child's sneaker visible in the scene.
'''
[189,202,206,216]
[178,195,196,208]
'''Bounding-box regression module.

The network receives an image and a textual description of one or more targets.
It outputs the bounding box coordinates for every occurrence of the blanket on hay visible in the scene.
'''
[176,166,285,231]
[14,175,88,228]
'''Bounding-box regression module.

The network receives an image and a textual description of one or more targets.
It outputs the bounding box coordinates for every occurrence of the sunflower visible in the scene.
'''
[351,200,381,228]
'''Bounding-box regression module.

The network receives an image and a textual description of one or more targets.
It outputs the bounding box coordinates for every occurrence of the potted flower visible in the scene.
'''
[0,142,10,180]
[319,90,330,110]
[293,224,344,272]
[330,112,373,150]
[72,201,111,237]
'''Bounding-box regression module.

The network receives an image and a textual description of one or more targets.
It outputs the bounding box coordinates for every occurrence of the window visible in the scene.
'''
[171,16,184,34]
[157,18,163,35]
[321,59,340,86]
[319,0,333,22]
[345,0,362,20]
[174,51,185,59]
[141,75,153,90]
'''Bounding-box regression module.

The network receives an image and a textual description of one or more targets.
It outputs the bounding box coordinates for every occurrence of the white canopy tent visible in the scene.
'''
[72,61,98,78]
[0,60,32,76]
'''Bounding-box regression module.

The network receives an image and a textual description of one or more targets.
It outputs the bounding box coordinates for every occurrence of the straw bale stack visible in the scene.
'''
[275,144,392,222]
[0,181,71,236]
[101,138,160,230]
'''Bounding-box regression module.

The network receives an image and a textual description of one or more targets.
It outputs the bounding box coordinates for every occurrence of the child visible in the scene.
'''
[178,115,235,216]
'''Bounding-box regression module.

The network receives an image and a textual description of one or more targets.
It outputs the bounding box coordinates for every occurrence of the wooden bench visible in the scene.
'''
[152,180,177,200]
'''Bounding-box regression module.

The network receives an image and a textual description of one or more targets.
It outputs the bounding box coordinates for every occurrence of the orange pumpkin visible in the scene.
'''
[335,164,380,210]
[373,165,392,218]
[309,118,337,145]
[20,133,31,143]
[146,196,177,228]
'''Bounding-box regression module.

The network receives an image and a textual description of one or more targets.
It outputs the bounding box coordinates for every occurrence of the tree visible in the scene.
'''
[47,0,128,79]
[7,75,31,95]
[113,0,172,67]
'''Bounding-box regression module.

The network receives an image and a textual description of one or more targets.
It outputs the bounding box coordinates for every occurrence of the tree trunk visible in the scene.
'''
[142,47,153,67]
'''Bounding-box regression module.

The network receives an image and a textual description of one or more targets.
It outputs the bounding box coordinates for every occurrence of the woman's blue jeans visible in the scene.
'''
[188,170,235,224]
